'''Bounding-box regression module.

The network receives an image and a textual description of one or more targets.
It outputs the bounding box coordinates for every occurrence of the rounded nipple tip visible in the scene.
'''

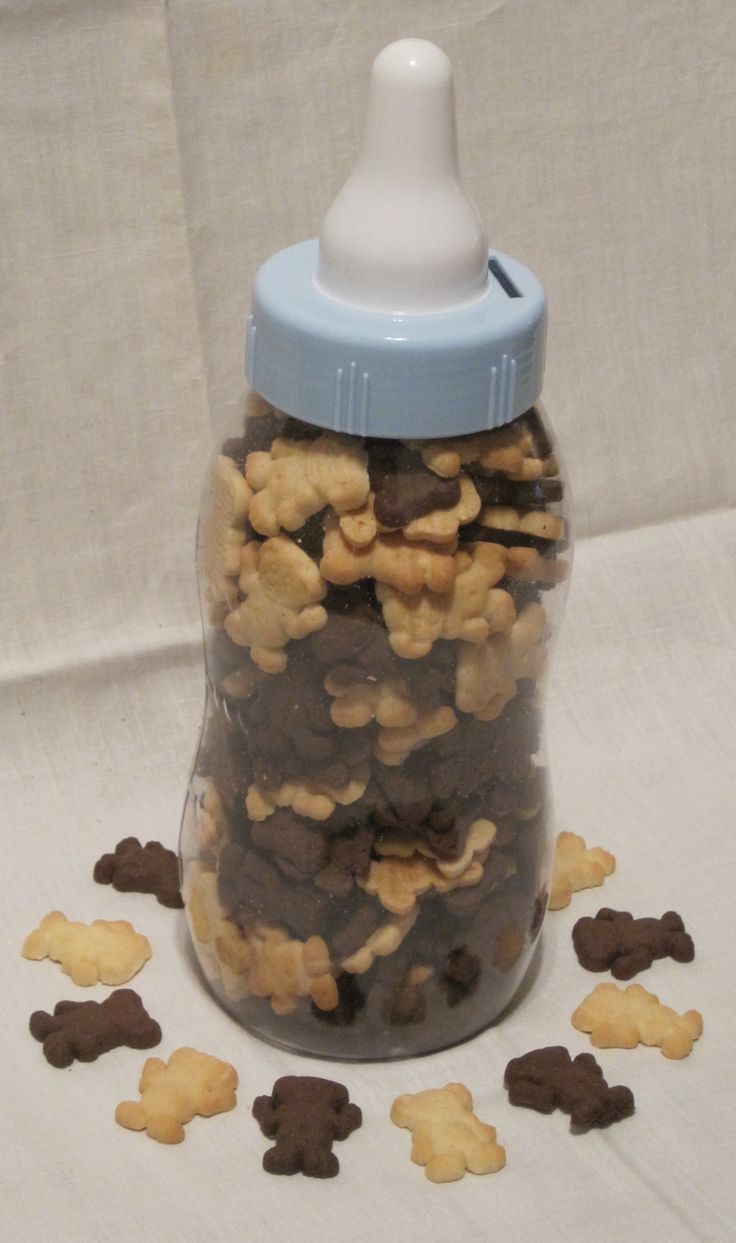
[372,37,452,83]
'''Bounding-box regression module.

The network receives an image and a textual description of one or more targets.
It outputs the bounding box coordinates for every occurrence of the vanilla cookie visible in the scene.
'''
[455,601,547,719]
[572,982,703,1060]
[115,1047,238,1143]
[201,454,252,618]
[359,852,485,917]
[22,912,151,987]
[340,910,418,974]
[375,818,496,880]
[246,433,369,536]
[246,763,370,822]
[321,513,457,595]
[391,1084,506,1182]
[224,536,327,672]
[377,542,513,659]
[549,832,616,911]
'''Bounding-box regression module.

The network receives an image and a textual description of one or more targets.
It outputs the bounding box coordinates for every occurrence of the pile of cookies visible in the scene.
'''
[20,829,701,1181]
[183,396,570,1055]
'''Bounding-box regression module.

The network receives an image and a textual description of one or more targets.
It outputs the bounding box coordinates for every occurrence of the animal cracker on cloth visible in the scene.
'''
[504,1046,635,1129]
[391,1084,506,1182]
[93,837,183,909]
[549,831,616,910]
[22,912,151,986]
[29,990,161,1068]
[572,908,694,978]
[571,982,703,1060]
[253,1075,362,1178]
[115,1047,238,1144]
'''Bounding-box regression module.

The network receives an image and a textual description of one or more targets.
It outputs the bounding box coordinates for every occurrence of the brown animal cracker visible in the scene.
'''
[22,912,151,986]
[29,989,161,1068]
[115,1047,238,1143]
[253,1076,362,1178]
[504,1046,635,1128]
[391,1084,506,1182]
[93,837,183,909]
[550,832,616,910]
[371,444,462,526]
[571,982,703,1059]
[572,908,695,978]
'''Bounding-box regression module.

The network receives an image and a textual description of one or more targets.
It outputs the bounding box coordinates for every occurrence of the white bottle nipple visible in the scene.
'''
[316,38,489,315]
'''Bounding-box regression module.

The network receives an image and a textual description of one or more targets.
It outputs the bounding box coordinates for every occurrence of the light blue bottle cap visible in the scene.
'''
[244,39,547,440]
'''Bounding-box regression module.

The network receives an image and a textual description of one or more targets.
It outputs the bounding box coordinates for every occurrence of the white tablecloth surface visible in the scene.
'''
[2,2,735,1240]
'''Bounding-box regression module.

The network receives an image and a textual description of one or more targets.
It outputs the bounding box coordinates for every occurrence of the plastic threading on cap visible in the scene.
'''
[245,238,546,439]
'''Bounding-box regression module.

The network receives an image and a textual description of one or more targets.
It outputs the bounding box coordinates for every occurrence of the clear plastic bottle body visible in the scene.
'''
[180,395,571,1059]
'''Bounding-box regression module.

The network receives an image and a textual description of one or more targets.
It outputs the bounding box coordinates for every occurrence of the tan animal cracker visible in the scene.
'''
[22,912,151,987]
[201,454,252,619]
[572,982,703,1060]
[413,420,556,480]
[195,782,228,857]
[246,764,370,822]
[391,1084,506,1182]
[186,865,337,1014]
[224,535,328,673]
[377,543,513,659]
[374,705,457,766]
[455,601,547,719]
[375,818,496,880]
[246,433,369,536]
[115,1047,238,1143]
[324,669,419,729]
[359,853,485,916]
[339,910,419,974]
[320,513,457,595]
[549,831,616,910]
[477,505,565,542]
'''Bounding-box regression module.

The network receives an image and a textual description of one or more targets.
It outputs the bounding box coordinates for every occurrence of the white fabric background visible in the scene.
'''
[1,2,735,1240]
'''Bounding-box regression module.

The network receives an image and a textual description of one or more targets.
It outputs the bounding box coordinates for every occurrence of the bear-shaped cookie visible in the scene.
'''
[391,1083,506,1182]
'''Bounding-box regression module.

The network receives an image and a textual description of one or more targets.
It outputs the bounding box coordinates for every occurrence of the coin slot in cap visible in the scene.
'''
[488,258,522,299]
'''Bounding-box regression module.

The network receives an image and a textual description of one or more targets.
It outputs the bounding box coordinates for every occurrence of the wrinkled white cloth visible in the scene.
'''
[1,2,734,1240]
